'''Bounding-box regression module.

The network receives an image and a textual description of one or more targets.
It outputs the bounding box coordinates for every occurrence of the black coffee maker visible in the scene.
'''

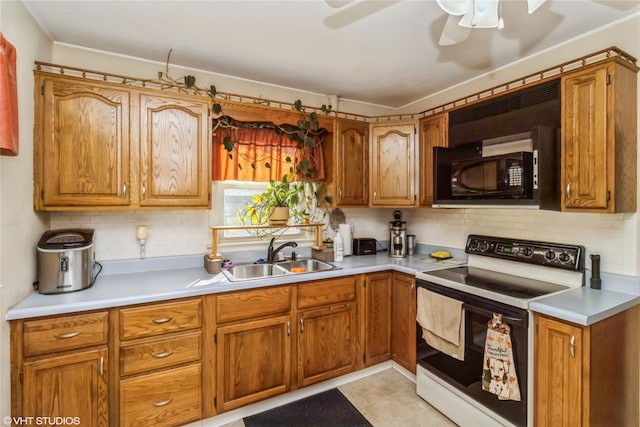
[389,210,407,258]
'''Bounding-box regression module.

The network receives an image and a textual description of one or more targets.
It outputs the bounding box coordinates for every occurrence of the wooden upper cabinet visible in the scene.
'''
[139,93,211,207]
[34,72,212,210]
[37,75,130,208]
[418,113,448,206]
[334,119,368,206]
[561,59,638,213]
[370,121,417,207]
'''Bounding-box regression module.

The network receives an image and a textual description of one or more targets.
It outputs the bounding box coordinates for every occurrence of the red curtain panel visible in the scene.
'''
[0,32,18,156]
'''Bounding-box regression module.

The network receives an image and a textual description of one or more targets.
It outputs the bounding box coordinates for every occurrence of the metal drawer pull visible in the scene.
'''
[99,356,104,377]
[300,318,304,334]
[566,182,571,200]
[55,331,80,339]
[152,350,174,359]
[570,335,575,358]
[152,398,173,407]
[287,321,291,336]
[152,317,173,324]
[123,183,127,198]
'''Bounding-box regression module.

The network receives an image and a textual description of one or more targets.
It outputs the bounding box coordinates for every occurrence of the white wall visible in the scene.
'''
[0,0,52,419]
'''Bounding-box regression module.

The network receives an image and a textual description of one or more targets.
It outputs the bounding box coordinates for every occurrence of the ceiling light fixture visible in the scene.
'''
[436,0,546,45]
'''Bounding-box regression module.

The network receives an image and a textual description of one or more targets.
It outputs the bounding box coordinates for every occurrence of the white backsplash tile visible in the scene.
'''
[50,206,638,276]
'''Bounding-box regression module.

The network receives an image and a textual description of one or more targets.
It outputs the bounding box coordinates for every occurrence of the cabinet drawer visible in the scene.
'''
[298,276,356,309]
[23,311,108,357]
[120,363,201,427]
[120,331,201,377]
[120,298,201,340]
[217,285,291,323]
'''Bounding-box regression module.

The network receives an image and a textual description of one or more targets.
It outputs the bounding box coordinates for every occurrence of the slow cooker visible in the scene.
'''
[36,228,97,294]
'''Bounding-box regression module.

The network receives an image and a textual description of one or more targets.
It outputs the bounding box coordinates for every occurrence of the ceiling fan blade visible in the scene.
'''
[324,0,401,30]
[325,0,354,9]
[439,14,471,46]
[527,0,546,14]
[435,0,472,16]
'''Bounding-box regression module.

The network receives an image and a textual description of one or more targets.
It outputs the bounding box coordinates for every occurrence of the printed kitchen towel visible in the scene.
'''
[416,287,465,361]
[482,321,521,401]
[0,32,18,156]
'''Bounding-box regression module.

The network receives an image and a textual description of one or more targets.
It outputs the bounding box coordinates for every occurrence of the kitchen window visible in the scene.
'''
[210,181,309,244]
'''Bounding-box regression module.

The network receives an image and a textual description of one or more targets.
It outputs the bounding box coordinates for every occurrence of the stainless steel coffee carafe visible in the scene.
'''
[389,210,407,258]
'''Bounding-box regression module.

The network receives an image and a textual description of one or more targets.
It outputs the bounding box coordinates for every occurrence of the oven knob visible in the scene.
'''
[469,240,480,251]
[558,252,571,263]
[544,250,556,261]
[480,241,490,252]
[523,247,534,257]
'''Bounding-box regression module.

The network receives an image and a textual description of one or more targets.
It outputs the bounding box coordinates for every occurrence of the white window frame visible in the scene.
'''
[210,181,313,248]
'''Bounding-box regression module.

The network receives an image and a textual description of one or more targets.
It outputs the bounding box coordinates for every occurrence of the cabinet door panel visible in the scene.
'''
[42,78,130,207]
[139,93,210,207]
[217,315,291,412]
[365,272,391,366]
[562,67,608,210]
[419,113,448,206]
[391,272,416,373]
[534,315,583,427]
[335,119,368,206]
[23,348,109,426]
[370,122,416,206]
[298,304,357,387]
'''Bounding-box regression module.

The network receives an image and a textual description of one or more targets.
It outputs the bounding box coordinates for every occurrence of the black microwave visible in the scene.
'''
[433,126,559,209]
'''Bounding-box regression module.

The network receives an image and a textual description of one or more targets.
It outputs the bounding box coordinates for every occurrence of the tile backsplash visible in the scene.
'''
[50,207,638,276]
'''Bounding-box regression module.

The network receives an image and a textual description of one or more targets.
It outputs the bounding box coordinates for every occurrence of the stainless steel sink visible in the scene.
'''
[222,263,288,281]
[275,259,337,273]
[222,258,338,282]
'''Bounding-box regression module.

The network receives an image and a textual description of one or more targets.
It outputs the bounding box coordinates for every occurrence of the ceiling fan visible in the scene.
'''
[436,0,547,45]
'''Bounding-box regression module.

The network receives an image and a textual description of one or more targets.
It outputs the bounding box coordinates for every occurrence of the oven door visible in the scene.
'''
[416,280,528,427]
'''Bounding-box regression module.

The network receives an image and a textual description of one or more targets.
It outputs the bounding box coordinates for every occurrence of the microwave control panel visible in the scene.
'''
[465,234,584,272]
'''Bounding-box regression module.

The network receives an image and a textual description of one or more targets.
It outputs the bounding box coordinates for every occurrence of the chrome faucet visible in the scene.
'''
[267,237,298,262]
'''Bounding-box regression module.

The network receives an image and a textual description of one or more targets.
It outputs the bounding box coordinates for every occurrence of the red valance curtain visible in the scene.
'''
[212,123,325,182]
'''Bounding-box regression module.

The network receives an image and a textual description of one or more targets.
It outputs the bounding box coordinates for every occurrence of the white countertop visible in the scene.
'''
[7,253,457,320]
[8,252,639,326]
[529,286,640,326]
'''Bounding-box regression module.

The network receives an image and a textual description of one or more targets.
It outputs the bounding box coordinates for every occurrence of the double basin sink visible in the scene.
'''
[223,258,339,282]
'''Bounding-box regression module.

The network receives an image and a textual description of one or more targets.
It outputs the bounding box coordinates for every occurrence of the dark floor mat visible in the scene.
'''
[243,388,372,427]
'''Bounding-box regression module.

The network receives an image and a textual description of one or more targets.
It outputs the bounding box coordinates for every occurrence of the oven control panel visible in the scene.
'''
[465,235,584,271]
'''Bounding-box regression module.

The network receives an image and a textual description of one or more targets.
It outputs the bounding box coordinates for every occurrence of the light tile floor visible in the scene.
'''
[219,368,457,427]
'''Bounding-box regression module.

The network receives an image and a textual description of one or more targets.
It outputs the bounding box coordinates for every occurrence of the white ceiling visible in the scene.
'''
[23,0,640,108]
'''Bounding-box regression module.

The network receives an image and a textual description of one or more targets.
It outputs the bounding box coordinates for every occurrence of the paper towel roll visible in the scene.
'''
[339,224,353,256]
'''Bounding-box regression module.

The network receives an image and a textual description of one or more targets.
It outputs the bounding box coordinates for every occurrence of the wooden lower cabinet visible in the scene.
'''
[23,347,109,426]
[391,272,416,373]
[297,302,358,387]
[216,315,292,412]
[534,308,639,426]
[363,272,392,366]
[120,364,201,427]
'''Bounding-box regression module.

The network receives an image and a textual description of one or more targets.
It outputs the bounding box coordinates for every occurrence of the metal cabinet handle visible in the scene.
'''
[55,331,80,339]
[373,190,377,200]
[142,183,146,199]
[570,335,575,358]
[152,398,173,407]
[152,317,173,324]
[99,356,104,377]
[287,321,291,336]
[300,318,304,334]
[123,183,127,198]
[153,350,174,359]
[566,182,571,200]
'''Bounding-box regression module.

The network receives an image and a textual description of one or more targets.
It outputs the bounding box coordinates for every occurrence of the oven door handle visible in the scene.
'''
[462,303,526,327]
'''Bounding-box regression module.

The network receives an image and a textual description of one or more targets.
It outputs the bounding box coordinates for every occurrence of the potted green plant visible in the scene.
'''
[238,177,302,226]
